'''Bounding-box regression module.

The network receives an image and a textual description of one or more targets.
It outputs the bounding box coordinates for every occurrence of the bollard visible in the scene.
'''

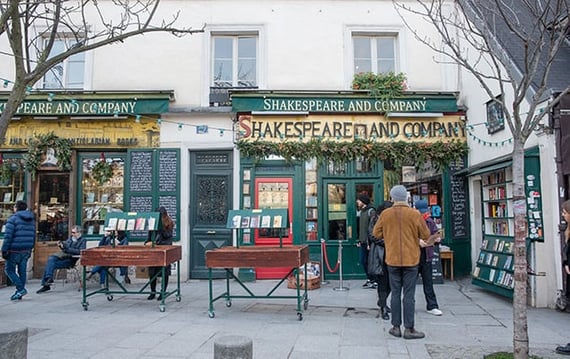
[0,327,27,359]
[333,240,349,291]
[214,335,252,359]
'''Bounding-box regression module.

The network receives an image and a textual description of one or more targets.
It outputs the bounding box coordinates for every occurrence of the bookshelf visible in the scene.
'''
[472,156,543,298]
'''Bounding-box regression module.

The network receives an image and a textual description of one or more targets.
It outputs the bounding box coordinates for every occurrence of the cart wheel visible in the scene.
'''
[303,299,309,310]
[176,295,182,302]
[82,303,89,311]
[106,295,113,301]
[159,305,166,312]
[297,312,303,321]
[225,300,232,308]
[208,311,215,318]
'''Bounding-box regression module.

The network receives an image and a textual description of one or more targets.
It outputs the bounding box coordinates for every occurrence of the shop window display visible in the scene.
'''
[81,157,125,236]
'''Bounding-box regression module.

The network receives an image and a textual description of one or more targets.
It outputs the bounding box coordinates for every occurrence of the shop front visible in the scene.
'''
[0,91,176,278]
[232,92,470,280]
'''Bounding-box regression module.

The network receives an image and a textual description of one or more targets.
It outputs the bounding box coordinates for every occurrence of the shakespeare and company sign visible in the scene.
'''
[238,114,466,143]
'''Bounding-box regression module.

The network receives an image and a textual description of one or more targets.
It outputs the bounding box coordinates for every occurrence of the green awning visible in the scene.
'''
[468,161,512,176]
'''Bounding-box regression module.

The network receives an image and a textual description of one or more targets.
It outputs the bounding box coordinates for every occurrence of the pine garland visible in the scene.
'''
[24,132,72,179]
[236,138,468,170]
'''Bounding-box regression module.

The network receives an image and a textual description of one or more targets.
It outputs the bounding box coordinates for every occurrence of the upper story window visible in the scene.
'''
[212,35,257,88]
[353,35,396,74]
[42,38,85,89]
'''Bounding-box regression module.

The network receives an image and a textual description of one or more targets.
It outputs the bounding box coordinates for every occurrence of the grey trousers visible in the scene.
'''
[387,265,419,329]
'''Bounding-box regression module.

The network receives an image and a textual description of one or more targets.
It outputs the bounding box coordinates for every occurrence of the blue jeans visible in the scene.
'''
[5,251,31,292]
[91,266,127,284]
[42,255,75,286]
[387,265,419,329]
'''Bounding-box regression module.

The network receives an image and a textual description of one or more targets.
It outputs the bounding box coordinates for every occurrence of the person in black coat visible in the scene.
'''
[145,206,174,300]
[2,200,36,300]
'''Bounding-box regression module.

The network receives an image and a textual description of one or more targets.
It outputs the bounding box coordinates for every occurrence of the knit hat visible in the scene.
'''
[415,199,429,214]
[357,193,370,205]
[390,185,408,202]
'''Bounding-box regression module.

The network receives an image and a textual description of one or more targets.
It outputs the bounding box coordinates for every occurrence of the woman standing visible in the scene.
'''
[145,206,174,300]
[556,200,570,356]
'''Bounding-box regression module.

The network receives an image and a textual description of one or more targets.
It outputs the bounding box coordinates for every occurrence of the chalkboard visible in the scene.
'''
[449,161,468,238]
[129,151,153,192]
[125,148,180,241]
[431,246,444,284]
[159,150,178,192]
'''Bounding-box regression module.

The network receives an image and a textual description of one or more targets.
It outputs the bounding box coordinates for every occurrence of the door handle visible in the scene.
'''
[347,225,352,239]
[207,230,216,235]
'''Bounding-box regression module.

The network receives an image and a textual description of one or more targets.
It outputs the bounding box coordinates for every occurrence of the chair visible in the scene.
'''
[53,256,82,291]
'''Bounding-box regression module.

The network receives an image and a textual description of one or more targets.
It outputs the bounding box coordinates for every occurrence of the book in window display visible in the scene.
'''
[261,215,271,228]
[272,215,282,228]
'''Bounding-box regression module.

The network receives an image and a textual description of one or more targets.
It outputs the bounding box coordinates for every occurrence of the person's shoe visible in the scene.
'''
[100,284,106,289]
[10,292,23,301]
[18,289,28,298]
[388,326,401,338]
[36,285,51,294]
[362,280,372,288]
[157,294,163,301]
[403,327,425,339]
[381,307,390,321]
[45,278,54,285]
[427,308,443,316]
[370,281,378,289]
[556,344,570,355]
[124,275,131,284]
[147,293,156,300]
[385,306,391,313]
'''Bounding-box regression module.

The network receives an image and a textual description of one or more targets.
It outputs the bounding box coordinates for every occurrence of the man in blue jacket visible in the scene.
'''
[2,200,36,300]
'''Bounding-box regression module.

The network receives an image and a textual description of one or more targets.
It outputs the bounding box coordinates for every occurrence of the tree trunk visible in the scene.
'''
[511,137,529,359]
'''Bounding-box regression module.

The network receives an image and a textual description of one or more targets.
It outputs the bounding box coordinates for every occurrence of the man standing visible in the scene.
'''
[373,185,430,339]
[36,225,86,294]
[356,193,376,289]
[2,200,36,300]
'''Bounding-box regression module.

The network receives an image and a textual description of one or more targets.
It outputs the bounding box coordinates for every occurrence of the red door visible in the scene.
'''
[254,177,293,279]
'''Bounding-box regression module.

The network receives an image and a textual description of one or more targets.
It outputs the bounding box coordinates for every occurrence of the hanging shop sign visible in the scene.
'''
[237,114,466,143]
[232,94,458,114]
[0,92,171,116]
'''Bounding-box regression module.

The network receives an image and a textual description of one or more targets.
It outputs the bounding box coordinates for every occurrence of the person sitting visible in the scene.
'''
[86,229,115,288]
[36,225,86,294]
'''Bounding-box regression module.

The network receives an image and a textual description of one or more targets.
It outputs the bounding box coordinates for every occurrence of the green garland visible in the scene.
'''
[24,132,72,179]
[352,72,408,99]
[0,163,11,185]
[91,160,113,185]
[236,138,469,170]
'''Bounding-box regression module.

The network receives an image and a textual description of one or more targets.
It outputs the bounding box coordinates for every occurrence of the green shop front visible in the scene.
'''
[231,91,471,281]
[0,91,180,279]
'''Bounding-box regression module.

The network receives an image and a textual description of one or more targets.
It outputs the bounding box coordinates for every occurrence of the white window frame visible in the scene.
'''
[202,25,265,107]
[41,37,87,90]
[344,26,407,89]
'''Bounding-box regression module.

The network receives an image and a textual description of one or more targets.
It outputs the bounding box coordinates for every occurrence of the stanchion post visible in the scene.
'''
[333,240,349,291]
[320,238,329,285]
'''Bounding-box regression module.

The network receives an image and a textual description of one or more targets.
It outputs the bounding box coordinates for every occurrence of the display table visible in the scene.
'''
[80,245,182,312]
[205,245,310,320]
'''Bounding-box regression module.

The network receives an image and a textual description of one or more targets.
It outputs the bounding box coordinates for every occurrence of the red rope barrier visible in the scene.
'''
[321,240,340,273]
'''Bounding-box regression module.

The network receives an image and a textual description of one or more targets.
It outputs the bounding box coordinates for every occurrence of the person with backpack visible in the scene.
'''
[356,193,376,289]
[368,200,393,320]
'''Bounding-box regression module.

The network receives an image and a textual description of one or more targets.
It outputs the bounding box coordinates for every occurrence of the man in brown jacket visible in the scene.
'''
[373,185,431,339]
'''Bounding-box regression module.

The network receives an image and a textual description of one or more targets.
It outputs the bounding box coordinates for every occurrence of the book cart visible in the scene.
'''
[80,212,182,312]
[205,208,310,320]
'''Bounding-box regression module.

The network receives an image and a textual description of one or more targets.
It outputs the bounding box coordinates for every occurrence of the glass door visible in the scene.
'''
[254,177,293,279]
[37,173,70,242]
[323,180,377,279]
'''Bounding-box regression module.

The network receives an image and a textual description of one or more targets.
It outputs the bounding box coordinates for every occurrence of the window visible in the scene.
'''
[353,35,396,74]
[42,38,85,89]
[212,35,257,87]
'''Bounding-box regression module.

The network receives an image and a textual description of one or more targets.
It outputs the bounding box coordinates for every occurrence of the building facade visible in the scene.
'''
[0,0,564,307]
